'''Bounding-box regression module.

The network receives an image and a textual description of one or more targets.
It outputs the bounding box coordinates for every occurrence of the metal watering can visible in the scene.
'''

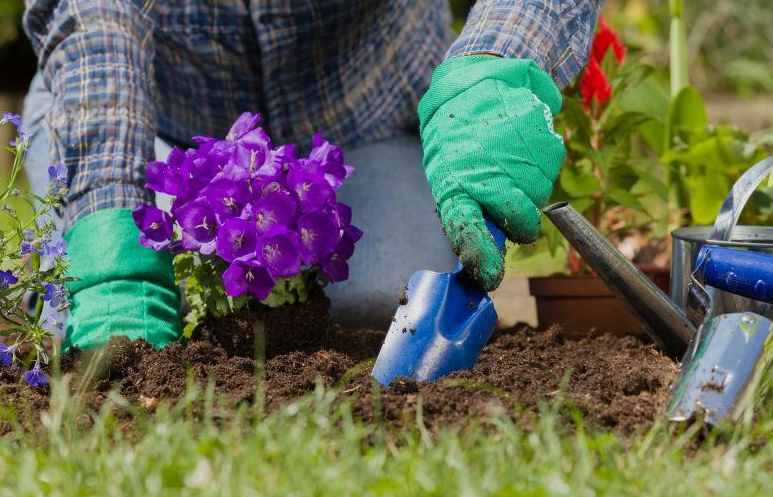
[544,156,773,425]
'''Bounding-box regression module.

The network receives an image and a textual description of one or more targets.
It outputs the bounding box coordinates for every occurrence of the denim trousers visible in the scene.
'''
[21,74,457,329]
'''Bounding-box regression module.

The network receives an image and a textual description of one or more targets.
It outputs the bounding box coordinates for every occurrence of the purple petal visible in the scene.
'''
[222,259,275,300]
[297,210,341,265]
[0,344,15,366]
[132,205,174,248]
[238,127,271,151]
[193,135,217,146]
[288,170,334,212]
[319,233,355,282]
[145,160,179,194]
[23,362,48,388]
[309,131,347,179]
[47,163,68,188]
[233,143,268,176]
[258,227,301,278]
[1,111,22,127]
[176,200,218,242]
[201,179,250,218]
[320,253,349,282]
[139,233,171,251]
[335,233,356,260]
[0,269,18,289]
[221,157,250,182]
[190,156,219,183]
[181,231,217,255]
[343,224,363,243]
[334,202,352,227]
[226,112,260,140]
[253,192,298,234]
[215,217,258,262]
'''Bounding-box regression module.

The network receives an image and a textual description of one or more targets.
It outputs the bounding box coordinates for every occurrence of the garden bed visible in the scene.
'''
[0,290,678,435]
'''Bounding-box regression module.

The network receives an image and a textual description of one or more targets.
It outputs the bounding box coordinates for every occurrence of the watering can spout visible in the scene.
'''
[543,202,695,358]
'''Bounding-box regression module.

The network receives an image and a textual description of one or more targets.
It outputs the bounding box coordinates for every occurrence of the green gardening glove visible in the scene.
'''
[63,208,182,351]
[418,56,566,291]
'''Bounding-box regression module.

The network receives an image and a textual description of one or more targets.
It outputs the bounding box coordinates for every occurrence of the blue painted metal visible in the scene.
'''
[696,246,773,304]
[371,217,507,386]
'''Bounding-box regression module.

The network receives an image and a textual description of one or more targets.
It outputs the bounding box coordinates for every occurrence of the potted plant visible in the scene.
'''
[132,112,362,342]
[520,10,773,337]
[513,18,668,337]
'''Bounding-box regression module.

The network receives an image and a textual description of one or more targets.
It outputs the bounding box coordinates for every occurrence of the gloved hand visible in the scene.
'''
[418,56,565,291]
[63,208,182,351]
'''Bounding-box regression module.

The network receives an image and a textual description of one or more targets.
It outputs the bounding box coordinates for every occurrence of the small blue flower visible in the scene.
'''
[20,241,37,255]
[41,315,64,332]
[48,163,67,189]
[45,240,67,257]
[23,362,48,388]
[0,269,17,289]
[0,111,22,127]
[0,344,16,366]
[9,131,28,147]
[42,284,67,308]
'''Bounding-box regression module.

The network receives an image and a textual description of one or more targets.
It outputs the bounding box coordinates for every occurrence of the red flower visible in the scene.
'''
[590,16,626,64]
[579,58,612,109]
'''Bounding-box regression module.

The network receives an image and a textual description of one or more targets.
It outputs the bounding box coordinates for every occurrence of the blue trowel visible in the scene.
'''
[371,218,506,386]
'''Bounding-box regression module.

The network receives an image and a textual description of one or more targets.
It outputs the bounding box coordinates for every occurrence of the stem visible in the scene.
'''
[0,143,26,203]
[669,0,689,96]
[30,251,44,324]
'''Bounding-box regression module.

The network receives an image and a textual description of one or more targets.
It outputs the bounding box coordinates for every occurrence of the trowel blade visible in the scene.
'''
[371,267,498,387]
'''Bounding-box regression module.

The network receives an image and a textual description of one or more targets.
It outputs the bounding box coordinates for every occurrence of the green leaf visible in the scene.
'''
[559,159,601,197]
[603,111,653,144]
[665,85,707,151]
[542,219,565,257]
[586,147,615,177]
[685,171,731,225]
[262,272,312,308]
[558,97,592,148]
[173,252,196,285]
[606,188,645,213]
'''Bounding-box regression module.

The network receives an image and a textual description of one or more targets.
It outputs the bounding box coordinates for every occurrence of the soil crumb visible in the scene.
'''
[398,286,408,306]
[0,292,677,435]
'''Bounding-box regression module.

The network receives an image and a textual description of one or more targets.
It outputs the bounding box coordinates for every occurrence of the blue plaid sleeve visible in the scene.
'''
[446,0,605,88]
[23,0,156,229]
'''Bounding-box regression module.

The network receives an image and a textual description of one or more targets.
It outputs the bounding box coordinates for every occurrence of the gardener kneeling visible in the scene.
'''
[20,0,602,349]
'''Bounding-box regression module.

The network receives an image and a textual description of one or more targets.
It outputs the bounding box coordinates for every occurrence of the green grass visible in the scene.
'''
[1,379,773,496]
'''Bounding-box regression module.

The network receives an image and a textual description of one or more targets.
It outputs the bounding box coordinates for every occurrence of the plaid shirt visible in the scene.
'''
[23,0,603,229]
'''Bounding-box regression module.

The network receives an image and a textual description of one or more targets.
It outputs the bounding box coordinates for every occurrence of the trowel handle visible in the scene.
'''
[484,214,507,251]
[697,246,773,304]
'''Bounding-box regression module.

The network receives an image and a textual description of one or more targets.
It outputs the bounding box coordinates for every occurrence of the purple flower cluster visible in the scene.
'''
[133,112,362,300]
[0,344,47,387]
[23,362,48,388]
[19,237,67,257]
[0,344,15,366]
[0,111,21,127]
[0,270,17,289]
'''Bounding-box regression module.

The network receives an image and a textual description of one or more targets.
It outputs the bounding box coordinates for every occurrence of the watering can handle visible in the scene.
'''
[711,156,773,242]
[696,246,773,304]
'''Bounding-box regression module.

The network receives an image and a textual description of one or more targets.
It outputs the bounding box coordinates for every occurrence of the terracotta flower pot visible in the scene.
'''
[528,265,670,338]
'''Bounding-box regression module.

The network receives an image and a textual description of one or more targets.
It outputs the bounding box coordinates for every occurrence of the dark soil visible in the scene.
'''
[0,290,678,435]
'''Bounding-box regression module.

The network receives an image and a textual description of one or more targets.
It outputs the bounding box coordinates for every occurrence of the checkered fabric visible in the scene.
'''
[22,0,602,229]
